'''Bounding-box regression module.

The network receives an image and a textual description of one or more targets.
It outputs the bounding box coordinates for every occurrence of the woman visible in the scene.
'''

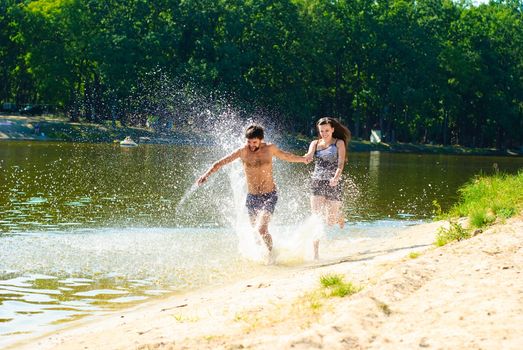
[305,117,351,259]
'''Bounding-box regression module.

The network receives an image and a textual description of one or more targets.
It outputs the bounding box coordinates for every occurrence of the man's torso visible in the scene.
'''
[240,143,275,194]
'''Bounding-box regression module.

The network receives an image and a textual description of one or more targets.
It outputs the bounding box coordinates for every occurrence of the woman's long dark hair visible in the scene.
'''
[316,117,351,147]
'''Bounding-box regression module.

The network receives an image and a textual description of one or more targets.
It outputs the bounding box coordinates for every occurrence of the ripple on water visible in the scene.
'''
[23,197,48,205]
[0,220,423,347]
[73,289,128,297]
[0,226,252,346]
[107,296,149,303]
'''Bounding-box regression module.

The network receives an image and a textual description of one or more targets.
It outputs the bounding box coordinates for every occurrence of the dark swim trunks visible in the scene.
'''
[246,190,278,217]
[310,179,342,201]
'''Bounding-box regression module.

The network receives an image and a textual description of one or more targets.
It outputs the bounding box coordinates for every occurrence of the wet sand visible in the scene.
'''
[9,217,523,350]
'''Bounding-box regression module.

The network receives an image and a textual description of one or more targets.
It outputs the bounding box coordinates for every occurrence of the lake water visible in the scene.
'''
[1,140,522,346]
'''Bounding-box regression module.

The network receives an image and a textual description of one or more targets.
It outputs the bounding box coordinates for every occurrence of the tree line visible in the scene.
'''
[1,0,522,149]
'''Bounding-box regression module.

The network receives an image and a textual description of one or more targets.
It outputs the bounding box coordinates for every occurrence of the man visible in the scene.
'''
[197,124,310,254]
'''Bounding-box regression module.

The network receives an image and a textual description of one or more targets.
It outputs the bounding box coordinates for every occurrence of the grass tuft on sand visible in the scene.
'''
[450,171,523,228]
[319,274,360,298]
[435,171,522,246]
[435,221,471,247]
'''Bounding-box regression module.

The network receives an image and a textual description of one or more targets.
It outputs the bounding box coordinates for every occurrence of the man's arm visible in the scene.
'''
[197,148,242,185]
[303,140,317,162]
[271,144,310,164]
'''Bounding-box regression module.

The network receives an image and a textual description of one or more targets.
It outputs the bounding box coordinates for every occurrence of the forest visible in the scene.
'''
[1,0,522,148]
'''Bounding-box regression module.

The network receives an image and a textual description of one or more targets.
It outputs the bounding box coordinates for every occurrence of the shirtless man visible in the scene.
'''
[197,124,310,253]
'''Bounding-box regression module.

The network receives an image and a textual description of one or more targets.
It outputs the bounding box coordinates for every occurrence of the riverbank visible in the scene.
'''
[1,114,520,156]
[0,115,180,144]
[9,216,522,350]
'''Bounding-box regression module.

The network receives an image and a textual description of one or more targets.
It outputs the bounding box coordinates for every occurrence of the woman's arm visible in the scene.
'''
[329,139,346,186]
[304,140,317,162]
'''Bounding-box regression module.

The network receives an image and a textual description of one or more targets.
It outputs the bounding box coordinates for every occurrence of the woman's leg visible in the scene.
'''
[310,195,326,215]
[310,195,326,259]
[326,199,342,226]
[337,200,345,228]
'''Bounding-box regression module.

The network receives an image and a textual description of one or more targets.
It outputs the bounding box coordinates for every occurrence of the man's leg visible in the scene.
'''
[246,191,277,253]
[257,211,273,251]
[248,211,272,251]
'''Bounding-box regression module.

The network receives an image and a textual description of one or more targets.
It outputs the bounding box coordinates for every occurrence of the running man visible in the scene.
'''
[197,124,310,253]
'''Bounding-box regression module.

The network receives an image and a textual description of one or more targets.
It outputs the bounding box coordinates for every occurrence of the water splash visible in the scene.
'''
[175,183,199,213]
[271,214,324,264]
[181,104,321,263]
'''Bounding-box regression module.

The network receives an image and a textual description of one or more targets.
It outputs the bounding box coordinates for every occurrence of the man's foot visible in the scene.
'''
[265,249,276,265]
[261,233,273,252]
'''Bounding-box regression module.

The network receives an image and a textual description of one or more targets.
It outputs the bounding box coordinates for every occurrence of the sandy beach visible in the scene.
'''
[8,217,523,350]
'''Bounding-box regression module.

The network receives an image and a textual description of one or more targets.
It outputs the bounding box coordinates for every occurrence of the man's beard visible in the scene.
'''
[249,146,260,152]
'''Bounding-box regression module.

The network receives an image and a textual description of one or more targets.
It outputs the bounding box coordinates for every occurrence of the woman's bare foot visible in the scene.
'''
[338,216,345,229]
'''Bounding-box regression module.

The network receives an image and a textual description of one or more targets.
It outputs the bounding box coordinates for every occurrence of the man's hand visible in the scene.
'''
[196,174,208,186]
[304,155,313,164]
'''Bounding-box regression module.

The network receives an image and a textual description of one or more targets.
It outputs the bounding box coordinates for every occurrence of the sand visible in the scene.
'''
[9,217,523,350]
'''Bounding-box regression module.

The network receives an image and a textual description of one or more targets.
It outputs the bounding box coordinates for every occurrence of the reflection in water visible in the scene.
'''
[368,151,381,179]
[367,150,381,202]
[0,273,158,345]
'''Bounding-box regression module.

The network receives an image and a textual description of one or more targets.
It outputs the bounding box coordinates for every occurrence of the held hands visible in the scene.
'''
[329,177,339,187]
[304,155,313,164]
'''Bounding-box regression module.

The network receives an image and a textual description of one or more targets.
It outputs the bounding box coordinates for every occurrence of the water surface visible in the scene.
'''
[1,140,522,346]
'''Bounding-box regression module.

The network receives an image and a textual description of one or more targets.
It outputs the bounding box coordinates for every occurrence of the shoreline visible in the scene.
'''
[8,218,523,349]
[1,114,521,156]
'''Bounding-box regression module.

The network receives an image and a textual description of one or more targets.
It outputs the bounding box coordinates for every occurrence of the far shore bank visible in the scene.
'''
[7,217,522,350]
[1,114,521,156]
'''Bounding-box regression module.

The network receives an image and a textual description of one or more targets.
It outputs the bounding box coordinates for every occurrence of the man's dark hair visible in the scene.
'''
[245,124,264,140]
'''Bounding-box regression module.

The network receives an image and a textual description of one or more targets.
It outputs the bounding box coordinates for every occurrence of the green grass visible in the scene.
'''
[434,171,523,246]
[435,221,471,247]
[172,314,199,322]
[408,252,421,259]
[449,171,523,228]
[319,274,360,298]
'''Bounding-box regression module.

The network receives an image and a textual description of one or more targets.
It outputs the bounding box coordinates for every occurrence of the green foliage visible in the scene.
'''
[450,171,523,228]
[319,274,359,298]
[432,199,443,218]
[0,0,522,149]
[435,221,471,247]
[434,171,522,246]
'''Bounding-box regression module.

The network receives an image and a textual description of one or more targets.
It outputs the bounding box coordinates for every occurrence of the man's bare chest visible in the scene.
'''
[242,151,272,168]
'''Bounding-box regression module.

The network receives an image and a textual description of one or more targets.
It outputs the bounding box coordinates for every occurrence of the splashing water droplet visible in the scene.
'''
[175,183,199,213]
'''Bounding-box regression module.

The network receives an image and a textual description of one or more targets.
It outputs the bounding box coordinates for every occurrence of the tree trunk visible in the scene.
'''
[442,110,448,146]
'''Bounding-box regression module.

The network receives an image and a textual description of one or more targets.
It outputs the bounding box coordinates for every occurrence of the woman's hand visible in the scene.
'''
[329,177,339,187]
